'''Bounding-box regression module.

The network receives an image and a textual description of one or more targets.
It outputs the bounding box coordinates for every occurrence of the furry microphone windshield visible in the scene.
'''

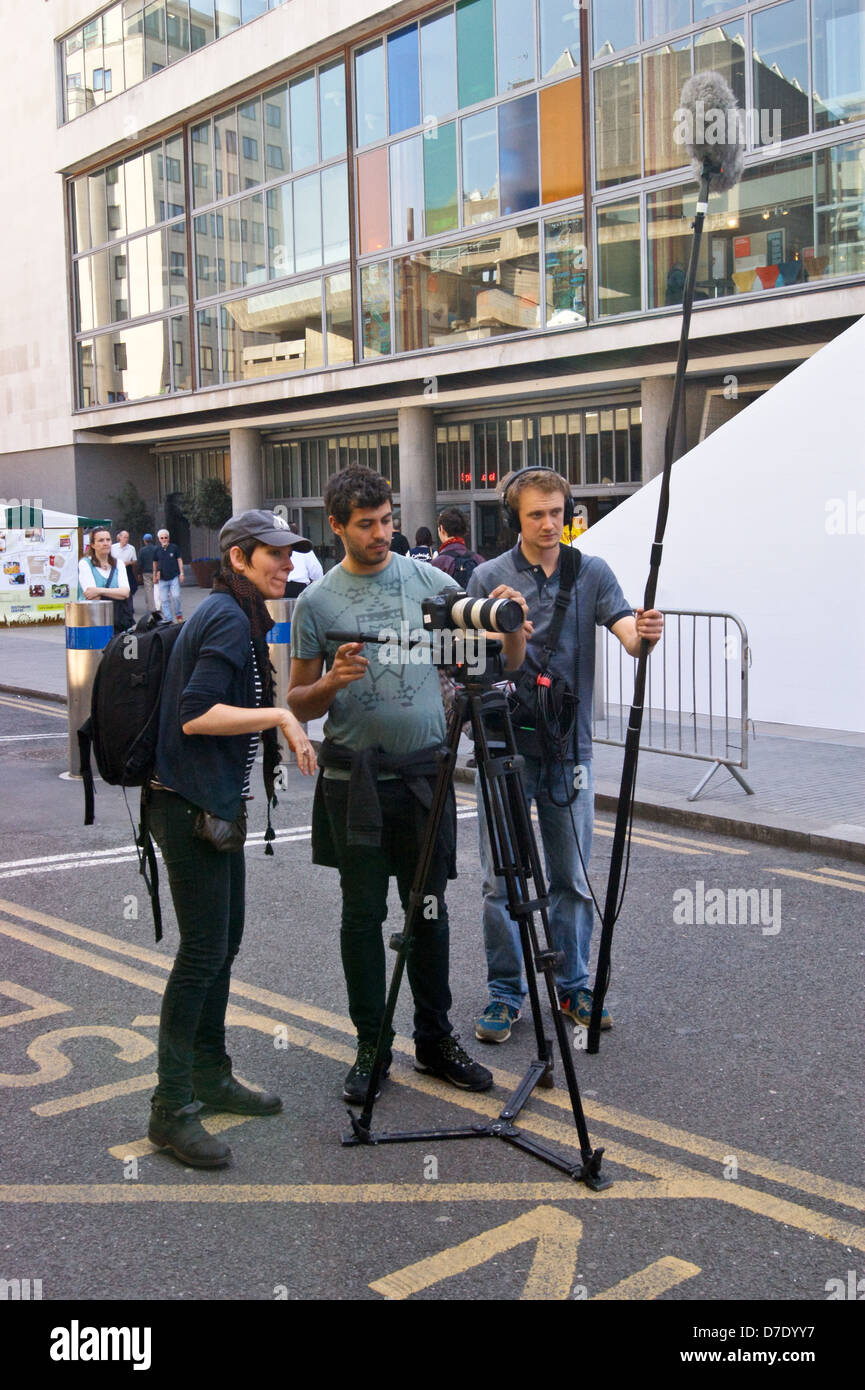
[678,70,746,193]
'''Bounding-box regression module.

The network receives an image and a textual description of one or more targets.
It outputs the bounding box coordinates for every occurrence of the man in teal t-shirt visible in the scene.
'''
[288,466,495,1106]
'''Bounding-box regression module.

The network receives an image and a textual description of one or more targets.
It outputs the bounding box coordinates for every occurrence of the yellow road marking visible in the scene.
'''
[592,1255,701,1300]
[33,1073,157,1116]
[369,1205,583,1301]
[768,867,865,893]
[0,979,70,1029]
[456,796,748,854]
[109,1111,254,1160]
[815,866,865,882]
[2,898,864,1218]
[0,694,66,720]
[594,819,750,855]
[0,1024,154,1088]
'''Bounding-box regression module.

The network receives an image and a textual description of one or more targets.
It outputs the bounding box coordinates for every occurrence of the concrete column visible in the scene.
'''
[229,428,263,513]
[640,376,686,482]
[396,406,436,540]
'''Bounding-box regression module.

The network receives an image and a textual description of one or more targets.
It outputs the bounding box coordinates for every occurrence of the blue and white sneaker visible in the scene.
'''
[474,1001,521,1043]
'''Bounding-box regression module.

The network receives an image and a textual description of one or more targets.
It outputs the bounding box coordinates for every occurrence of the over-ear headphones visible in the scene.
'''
[501,467,575,532]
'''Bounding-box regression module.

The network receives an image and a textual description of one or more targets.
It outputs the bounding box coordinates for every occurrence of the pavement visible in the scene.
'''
[1,581,863,863]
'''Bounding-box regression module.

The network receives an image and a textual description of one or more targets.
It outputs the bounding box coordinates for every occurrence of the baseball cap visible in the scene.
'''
[143,533,153,541]
[219,509,312,554]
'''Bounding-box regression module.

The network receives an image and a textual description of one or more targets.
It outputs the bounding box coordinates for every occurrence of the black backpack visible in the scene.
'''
[450,552,481,589]
[78,612,183,939]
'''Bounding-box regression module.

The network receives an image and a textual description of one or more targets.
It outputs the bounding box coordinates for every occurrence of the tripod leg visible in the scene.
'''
[351,694,467,1140]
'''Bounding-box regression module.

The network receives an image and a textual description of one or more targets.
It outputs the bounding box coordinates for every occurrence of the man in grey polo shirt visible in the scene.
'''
[467,468,663,1042]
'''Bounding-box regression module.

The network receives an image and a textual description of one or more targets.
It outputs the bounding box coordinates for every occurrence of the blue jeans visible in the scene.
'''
[159,575,183,621]
[477,757,595,1010]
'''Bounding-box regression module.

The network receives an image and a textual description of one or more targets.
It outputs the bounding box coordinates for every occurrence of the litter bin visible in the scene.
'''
[266,597,299,762]
[65,600,113,776]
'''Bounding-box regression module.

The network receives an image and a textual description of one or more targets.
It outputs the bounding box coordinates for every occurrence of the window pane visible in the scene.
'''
[393,222,539,352]
[320,61,347,159]
[197,308,219,385]
[221,280,325,380]
[646,152,815,307]
[539,0,580,77]
[65,31,87,121]
[214,107,239,199]
[78,341,95,407]
[388,24,420,134]
[752,0,809,145]
[643,0,689,41]
[390,136,424,245]
[242,192,267,285]
[84,16,105,108]
[357,147,391,254]
[642,40,690,177]
[74,257,95,331]
[242,0,268,18]
[462,107,498,224]
[424,120,458,234]
[496,0,536,92]
[594,57,640,187]
[355,41,386,147]
[813,0,865,130]
[144,1,166,74]
[103,4,126,97]
[106,162,127,240]
[421,10,457,121]
[123,11,145,89]
[361,262,391,357]
[215,1,241,39]
[267,183,293,277]
[540,77,583,202]
[596,199,640,315]
[238,97,263,186]
[694,23,746,111]
[499,95,539,215]
[128,234,151,317]
[90,319,172,403]
[290,73,318,170]
[322,163,350,263]
[71,177,91,252]
[166,1,190,63]
[592,0,637,57]
[191,120,212,208]
[545,215,587,324]
[263,84,289,174]
[167,220,188,304]
[325,270,353,364]
[189,1,215,49]
[125,152,148,233]
[816,137,865,275]
[293,171,322,271]
[171,314,191,391]
[456,0,495,107]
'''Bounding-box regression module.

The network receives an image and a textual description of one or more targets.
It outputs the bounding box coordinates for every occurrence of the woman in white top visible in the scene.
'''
[78,526,131,630]
[283,545,324,598]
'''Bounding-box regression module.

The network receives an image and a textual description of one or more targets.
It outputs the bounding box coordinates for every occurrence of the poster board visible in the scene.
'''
[0,507,111,625]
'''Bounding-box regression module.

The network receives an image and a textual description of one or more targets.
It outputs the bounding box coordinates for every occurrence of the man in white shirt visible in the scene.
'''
[111,530,138,597]
[284,546,324,598]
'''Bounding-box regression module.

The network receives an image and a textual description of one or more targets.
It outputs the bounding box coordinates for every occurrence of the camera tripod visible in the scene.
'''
[341,646,611,1191]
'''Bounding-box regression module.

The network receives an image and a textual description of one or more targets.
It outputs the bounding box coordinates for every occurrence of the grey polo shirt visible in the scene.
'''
[467,543,631,762]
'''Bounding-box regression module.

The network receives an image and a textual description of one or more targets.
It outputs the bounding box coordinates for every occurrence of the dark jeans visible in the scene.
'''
[147,789,246,1108]
[322,777,454,1049]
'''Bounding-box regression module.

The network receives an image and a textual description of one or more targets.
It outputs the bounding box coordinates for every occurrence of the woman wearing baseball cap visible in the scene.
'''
[146,510,317,1169]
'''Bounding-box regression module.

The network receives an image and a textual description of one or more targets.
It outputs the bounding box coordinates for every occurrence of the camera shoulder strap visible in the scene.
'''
[540,543,581,671]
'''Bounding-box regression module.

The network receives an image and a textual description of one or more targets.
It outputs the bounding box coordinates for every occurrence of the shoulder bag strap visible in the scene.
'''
[540,543,581,671]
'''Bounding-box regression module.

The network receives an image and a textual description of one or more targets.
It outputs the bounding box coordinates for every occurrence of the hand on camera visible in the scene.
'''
[490,585,534,637]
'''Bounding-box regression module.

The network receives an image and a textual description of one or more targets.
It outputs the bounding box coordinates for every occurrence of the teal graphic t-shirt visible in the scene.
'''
[290,553,458,762]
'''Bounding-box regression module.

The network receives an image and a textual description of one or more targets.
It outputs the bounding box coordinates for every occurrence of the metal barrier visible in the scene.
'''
[592,611,754,801]
[65,600,114,776]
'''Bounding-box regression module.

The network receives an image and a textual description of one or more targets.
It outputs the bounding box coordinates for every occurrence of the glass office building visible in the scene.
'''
[1,0,862,554]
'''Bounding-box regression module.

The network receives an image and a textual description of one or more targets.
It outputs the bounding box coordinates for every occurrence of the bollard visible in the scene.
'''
[266,597,300,763]
[65,600,113,776]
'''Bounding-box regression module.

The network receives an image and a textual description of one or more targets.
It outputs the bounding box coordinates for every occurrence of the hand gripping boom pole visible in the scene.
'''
[586,159,713,1053]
